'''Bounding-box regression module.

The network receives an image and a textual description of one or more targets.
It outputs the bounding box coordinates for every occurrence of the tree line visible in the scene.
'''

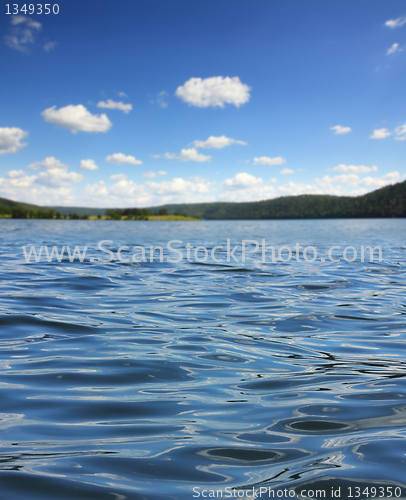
[105,208,188,220]
[0,205,90,219]
[1,179,405,220]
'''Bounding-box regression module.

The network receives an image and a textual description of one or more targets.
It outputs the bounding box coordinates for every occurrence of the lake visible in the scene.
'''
[0,219,405,499]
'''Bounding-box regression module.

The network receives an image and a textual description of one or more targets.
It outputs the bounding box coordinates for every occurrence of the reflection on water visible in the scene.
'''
[0,219,405,499]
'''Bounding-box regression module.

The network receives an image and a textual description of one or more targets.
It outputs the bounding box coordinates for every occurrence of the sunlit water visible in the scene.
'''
[0,219,405,500]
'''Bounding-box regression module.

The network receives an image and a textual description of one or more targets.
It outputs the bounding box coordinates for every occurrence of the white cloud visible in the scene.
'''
[1,160,402,208]
[43,41,57,52]
[4,16,42,52]
[0,171,77,205]
[97,99,132,114]
[385,17,406,29]
[319,173,363,187]
[11,16,41,28]
[27,157,67,171]
[117,91,127,98]
[25,156,83,188]
[179,148,211,162]
[316,172,400,192]
[105,153,143,165]
[253,156,286,166]
[220,174,279,202]
[109,179,146,199]
[219,170,402,202]
[370,128,392,139]
[275,181,324,197]
[150,91,168,108]
[0,127,28,155]
[280,168,294,175]
[162,153,177,160]
[85,179,148,206]
[6,170,26,178]
[17,156,83,188]
[222,172,263,190]
[395,123,406,140]
[9,157,83,192]
[175,76,251,108]
[333,164,378,174]
[157,91,168,108]
[42,104,112,133]
[81,181,110,202]
[387,43,403,55]
[143,170,167,179]
[146,176,214,196]
[0,172,36,191]
[159,148,211,163]
[78,159,99,171]
[110,174,127,181]
[368,123,404,141]
[81,175,216,207]
[36,169,83,187]
[193,135,247,149]
[330,125,352,135]
[361,172,400,188]
[81,170,402,207]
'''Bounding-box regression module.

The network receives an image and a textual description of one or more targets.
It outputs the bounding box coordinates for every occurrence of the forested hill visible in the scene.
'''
[0,179,405,219]
[0,197,40,211]
[145,179,406,220]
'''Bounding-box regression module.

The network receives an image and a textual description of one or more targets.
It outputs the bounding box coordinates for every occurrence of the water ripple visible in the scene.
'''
[0,219,405,499]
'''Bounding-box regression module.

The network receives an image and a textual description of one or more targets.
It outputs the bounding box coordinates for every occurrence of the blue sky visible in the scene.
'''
[1,0,405,207]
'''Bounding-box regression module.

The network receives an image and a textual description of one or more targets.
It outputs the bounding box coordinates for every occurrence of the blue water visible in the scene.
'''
[0,219,406,500]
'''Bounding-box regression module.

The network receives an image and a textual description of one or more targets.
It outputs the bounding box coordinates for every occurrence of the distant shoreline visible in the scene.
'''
[2,215,406,221]
[1,179,405,220]
[0,214,201,221]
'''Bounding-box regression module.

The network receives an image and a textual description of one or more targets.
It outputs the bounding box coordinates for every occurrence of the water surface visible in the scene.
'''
[0,219,405,499]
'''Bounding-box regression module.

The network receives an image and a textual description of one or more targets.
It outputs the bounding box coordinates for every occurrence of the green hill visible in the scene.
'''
[0,197,40,211]
[0,179,405,219]
[0,198,105,218]
[145,179,406,219]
